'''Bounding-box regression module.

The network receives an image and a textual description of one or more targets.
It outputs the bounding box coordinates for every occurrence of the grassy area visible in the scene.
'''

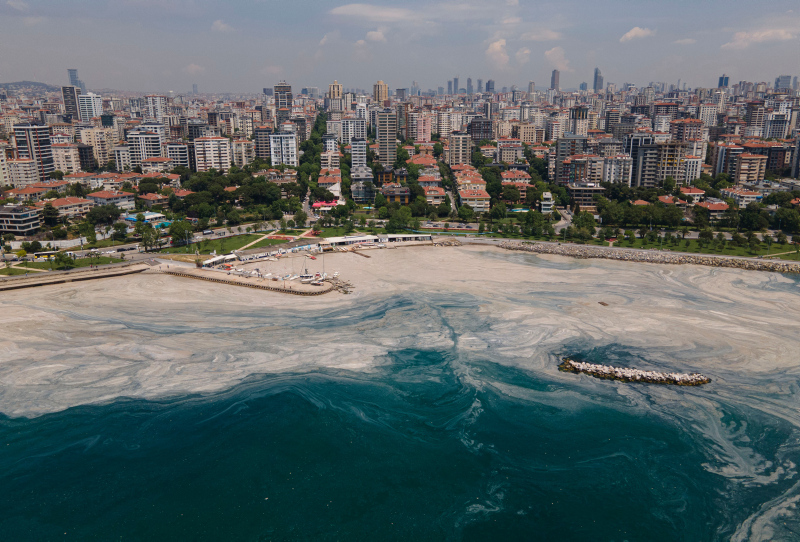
[314,227,370,238]
[612,237,798,258]
[85,237,137,249]
[0,267,28,275]
[157,234,263,254]
[248,238,290,249]
[23,256,124,270]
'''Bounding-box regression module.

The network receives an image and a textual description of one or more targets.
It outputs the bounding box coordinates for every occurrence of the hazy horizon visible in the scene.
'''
[1,0,799,93]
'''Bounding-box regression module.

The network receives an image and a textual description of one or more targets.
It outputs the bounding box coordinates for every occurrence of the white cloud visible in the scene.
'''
[674,38,696,45]
[506,0,519,5]
[330,4,415,22]
[6,0,28,11]
[486,39,509,68]
[620,26,655,42]
[544,46,572,71]
[721,28,796,49]
[366,28,387,42]
[355,39,366,46]
[520,29,562,41]
[183,63,206,75]
[22,16,42,25]
[515,47,530,65]
[261,65,283,76]
[502,16,521,25]
[211,19,233,33]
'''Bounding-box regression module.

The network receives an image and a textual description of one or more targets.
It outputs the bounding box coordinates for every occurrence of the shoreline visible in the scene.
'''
[498,241,800,274]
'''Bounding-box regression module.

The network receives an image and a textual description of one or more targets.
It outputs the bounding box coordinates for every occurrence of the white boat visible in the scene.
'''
[310,280,323,286]
[289,274,299,280]
[301,278,314,283]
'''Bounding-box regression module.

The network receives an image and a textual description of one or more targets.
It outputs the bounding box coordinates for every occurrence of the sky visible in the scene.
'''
[1,0,799,94]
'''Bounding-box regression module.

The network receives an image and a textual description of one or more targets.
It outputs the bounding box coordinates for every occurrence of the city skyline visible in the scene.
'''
[1,0,799,93]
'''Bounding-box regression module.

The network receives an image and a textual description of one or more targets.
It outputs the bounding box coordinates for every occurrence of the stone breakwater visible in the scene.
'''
[499,241,800,274]
[559,358,711,386]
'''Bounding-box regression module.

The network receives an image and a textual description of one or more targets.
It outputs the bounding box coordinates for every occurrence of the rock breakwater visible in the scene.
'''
[500,241,800,274]
[559,358,711,386]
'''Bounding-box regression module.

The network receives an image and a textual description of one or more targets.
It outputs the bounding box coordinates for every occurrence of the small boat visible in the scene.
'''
[301,278,314,283]
[309,256,317,260]
[310,280,323,286]
[289,274,299,280]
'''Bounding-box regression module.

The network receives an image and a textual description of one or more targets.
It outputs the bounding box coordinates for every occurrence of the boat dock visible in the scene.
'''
[0,263,149,292]
[155,267,335,295]
[558,357,711,386]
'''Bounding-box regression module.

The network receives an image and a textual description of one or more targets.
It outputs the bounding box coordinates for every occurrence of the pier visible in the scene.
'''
[558,358,711,386]
[0,263,149,292]
[156,267,335,295]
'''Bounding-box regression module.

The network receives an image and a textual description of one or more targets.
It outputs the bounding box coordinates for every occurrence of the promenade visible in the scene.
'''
[497,241,800,274]
[0,263,150,291]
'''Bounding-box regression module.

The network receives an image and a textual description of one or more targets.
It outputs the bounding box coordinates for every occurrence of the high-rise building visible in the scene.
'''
[194,136,232,173]
[253,125,273,160]
[192,84,198,95]
[579,82,588,91]
[67,69,86,93]
[376,108,397,168]
[550,70,560,91]
[593,68,604,93]
[145,95,167,122]
[373,80,388,105]
[329,80,343,99]
[486,80,495,94]
[775,75,792,91]
[527,81,535,98]
[467,78,474,95]
[78,93,102,121]
[13,123,54,181]
[447,81,453,95]
[126,129,163,169]
[269,132,298,167]
[61,86,81,121]
[453,77,459,95]
[274,81,293,126]
[478,79,484,93]
[718,74,729,88]
[351,137,368,169]
[448,132,471,166]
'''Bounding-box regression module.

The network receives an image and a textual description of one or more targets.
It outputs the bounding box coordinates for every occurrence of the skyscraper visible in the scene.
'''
[274,81,293,126]
[67,69,86,93]
[61,86,81,120]
[593,68,604,93]
[376,108,397,168]
[78,93,103,121]
[466,77,473,95]
[486,80,495,94]
[775,75,792,90]
[329,80,343,99]
[13,123,54,181]
[550,70,560,91]
[527,81,535,98]
[145,95,167,122]
[718,74,729,88]
[373,80,388,105]
[192,84,198,95]
[447,81,453,95]
[477,79,483,93]
[453,77,459,95]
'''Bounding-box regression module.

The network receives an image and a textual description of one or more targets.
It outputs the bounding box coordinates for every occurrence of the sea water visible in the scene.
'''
[1,250,799,540]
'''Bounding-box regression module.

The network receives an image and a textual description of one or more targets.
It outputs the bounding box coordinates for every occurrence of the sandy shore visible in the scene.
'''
[1,244,800,418]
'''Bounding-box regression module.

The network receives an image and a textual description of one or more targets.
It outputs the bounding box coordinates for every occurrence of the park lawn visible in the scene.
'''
[85,237,137,249]
[0,267,28,275]
[614,237,795,258]
[248,238,290,249]
[158,234,263,254]
[24,256,124,270]
[315,227,370,238]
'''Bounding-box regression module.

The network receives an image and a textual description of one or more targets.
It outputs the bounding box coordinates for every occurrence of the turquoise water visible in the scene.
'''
[2,347,798,540]
[2,252,800,540]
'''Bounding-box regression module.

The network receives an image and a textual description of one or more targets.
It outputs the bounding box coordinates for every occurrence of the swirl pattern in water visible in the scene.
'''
[1,246,799,540]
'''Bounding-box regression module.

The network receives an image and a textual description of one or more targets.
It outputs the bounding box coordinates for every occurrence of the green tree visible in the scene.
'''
[294,210,308,228]
[457,205,475,222]
[168,220,194,246]
[42,203,60,227]
[113,222,128,241]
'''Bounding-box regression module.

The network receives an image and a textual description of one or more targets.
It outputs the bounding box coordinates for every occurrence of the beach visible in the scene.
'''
[2,245,800,539]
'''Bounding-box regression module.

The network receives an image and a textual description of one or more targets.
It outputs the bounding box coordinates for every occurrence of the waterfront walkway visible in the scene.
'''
[0,263,149,291]
[155,267,335,295]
